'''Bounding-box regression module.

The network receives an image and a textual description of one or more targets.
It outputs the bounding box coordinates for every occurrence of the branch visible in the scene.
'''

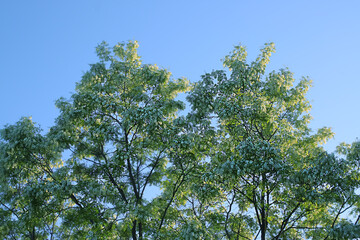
[324,197,350,240]
[100,144,128,204]
[140,148,165,199]
[158,170,189,232]
[124,127,140,201]
[0,199,20,219]
[272,202,301,240]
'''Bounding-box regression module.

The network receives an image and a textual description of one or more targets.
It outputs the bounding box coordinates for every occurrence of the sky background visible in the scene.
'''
[1,1,360,152]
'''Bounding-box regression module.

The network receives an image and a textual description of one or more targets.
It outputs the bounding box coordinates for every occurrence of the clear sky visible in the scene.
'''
[1,1,359,152]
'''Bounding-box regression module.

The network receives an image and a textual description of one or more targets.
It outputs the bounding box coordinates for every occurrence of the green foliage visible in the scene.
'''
[1,41,360,239]
[186,42,360,240]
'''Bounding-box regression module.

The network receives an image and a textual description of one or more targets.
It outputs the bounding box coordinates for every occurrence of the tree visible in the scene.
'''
[1,41,360,239]
[1,41,192,239]
[0,117,62,240]
[186,43,360,239]
[51,41,194,239]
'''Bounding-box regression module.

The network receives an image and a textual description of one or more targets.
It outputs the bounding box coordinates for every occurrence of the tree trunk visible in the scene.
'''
[261,227,266,240]
[132,220,137,240]
[139,222,143,240]
[29,227,36,240]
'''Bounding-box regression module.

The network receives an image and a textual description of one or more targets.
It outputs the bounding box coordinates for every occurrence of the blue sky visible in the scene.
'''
[1,1,360,151]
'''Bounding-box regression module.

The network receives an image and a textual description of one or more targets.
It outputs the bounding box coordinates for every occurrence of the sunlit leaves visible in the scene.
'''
[1,41,360,239]
[186,42,360,239]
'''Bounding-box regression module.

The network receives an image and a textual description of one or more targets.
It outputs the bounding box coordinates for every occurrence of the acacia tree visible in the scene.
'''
[1,41,360,239]
[186,43,360,239]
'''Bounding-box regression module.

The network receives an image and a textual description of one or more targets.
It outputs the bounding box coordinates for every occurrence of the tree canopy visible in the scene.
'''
[1,41,360,239]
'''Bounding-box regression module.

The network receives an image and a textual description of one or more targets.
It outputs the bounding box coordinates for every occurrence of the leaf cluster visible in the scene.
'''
[1,41,360,239]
